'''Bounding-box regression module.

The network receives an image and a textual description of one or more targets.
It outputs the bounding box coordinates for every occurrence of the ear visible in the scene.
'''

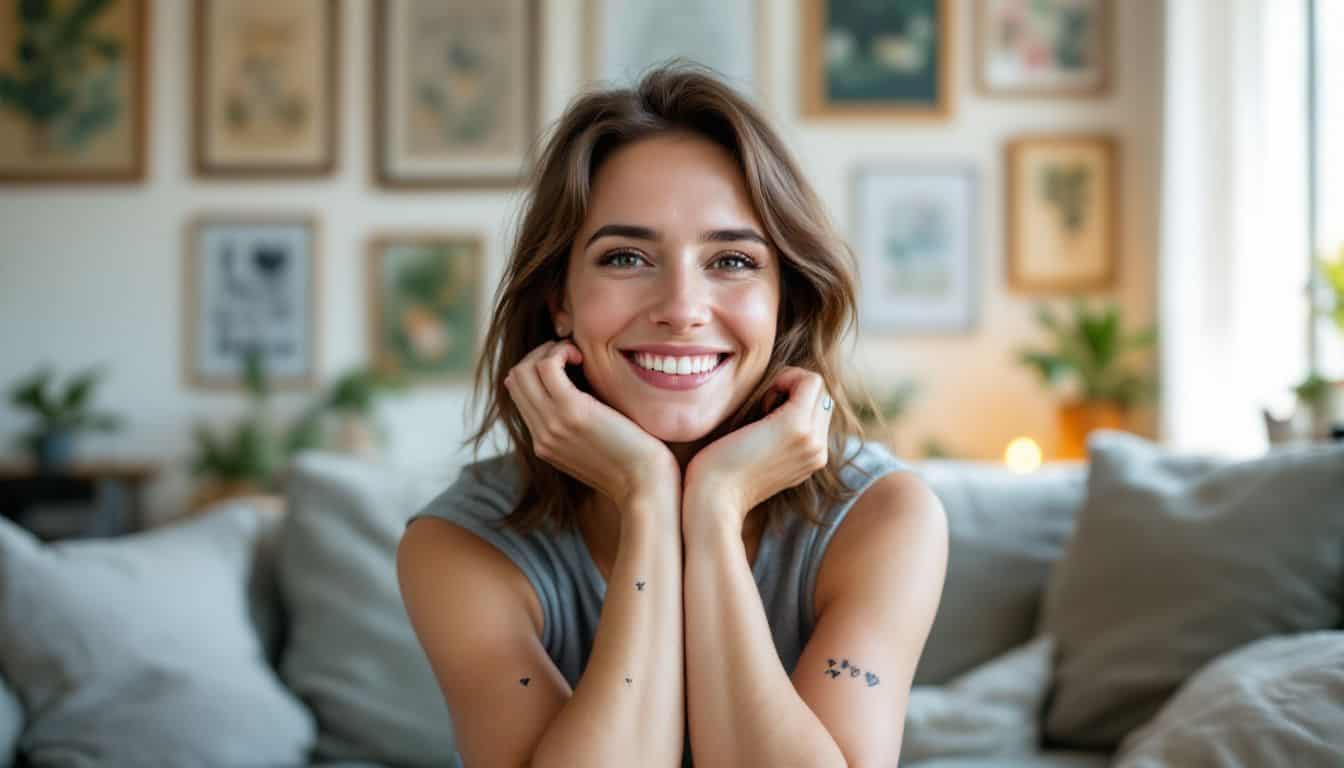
[547,292,572,338]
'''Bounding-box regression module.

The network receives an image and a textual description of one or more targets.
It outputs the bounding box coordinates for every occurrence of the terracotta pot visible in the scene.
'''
[1056,400,1129,460]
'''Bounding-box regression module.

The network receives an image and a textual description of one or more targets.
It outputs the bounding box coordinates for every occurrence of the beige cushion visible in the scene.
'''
[1041,431,1344,749]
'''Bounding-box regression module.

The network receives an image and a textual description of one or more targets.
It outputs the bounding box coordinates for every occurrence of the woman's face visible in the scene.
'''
[554,134,780,443]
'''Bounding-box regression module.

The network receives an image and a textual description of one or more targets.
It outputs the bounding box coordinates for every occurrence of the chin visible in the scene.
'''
[628,406,720,444]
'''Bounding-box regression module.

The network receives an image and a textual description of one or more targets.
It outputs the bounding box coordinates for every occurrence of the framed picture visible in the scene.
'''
[852,164,978,333]
[0,0,149,183]
[372,0,539,189]
[1005,135,1118,293]
[367,234,483,383]
[183,214,320,390]
[584,0,768,107]
[801,0,952,120]
[193,0,340,176]
[976,0,1110,96]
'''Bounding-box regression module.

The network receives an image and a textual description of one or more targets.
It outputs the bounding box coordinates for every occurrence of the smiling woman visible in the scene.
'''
[397,62,948,768]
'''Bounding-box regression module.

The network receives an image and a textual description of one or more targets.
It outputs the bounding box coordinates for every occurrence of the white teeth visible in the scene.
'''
[632,353,723,375]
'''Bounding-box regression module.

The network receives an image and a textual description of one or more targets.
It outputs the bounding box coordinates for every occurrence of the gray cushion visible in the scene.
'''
[909,753,1110,768]
[902,635,1054,765]
[1113,631,1344,768]
[1042,431,1344,749]
[279,452,460,767]
[0,673,21,768]
[0,502,315,767]
[913,461,1086,684]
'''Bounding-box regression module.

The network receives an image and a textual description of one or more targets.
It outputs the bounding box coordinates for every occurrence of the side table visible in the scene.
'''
[0,462,159,541]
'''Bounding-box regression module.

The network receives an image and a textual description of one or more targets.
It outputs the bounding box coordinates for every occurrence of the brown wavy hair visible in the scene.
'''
[465,61,878,536]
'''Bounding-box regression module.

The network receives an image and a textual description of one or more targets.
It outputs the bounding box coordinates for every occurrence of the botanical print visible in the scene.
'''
[370,238,480,381]
[188,218,318,387]
[980,0,1107,93]
[0,0,146,180]
[854,167,977,333]
[822,0,944,107]
[591,0,759,99]
[378,0,534,186]
[1008,137,1115,291]
[198,0,334,170]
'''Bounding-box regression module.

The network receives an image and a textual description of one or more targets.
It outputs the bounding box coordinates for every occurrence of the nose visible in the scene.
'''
[647,256,711,333]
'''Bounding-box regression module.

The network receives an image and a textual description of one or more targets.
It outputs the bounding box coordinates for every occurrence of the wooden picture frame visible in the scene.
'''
[0,0,150,183]
[801,0,952,120]
[976,0,1110,97]
[183,213,321,390]
[192,0,340,177]
[852,163,979,333]
[583,0,769,108]
[1005,135,1118,293]
[372,0,540,189]
[367,233,484,384]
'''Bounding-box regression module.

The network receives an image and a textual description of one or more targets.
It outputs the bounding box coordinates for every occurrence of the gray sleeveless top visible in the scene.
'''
[405,436,907,765]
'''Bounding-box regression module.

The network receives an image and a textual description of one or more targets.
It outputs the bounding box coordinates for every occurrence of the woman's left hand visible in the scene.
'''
[682,367,834,533]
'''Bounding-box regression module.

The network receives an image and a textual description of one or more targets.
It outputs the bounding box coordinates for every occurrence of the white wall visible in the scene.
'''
[0,0,1165,527]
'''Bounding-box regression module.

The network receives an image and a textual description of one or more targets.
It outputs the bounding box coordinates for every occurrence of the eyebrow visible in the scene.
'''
[583,224,769,250]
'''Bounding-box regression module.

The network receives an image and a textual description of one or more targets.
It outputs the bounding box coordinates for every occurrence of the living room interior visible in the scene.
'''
[1,1,1342,767]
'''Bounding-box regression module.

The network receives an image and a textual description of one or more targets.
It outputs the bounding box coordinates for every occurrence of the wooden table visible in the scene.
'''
[0,461,160,541]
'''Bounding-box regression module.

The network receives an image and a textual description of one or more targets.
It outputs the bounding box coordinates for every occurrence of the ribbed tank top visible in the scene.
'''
[405,436,908,766]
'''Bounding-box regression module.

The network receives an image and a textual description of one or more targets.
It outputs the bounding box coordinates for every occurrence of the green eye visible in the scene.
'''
[600,249,646,267]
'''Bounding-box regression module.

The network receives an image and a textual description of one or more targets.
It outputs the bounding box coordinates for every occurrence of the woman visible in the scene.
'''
[398,64,947,768]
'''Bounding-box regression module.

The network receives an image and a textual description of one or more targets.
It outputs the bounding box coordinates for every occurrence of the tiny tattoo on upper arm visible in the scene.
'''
[824,658,879,687]
[635,580,645,591]
[625,676,632,685]
[520,677,531,686]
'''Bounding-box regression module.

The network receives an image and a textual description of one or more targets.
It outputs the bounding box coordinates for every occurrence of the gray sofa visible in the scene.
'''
[1,431,1341,767]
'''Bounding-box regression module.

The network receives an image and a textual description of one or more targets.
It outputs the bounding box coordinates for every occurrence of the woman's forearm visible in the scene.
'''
[683,514,847,768]
[531,497,685,768]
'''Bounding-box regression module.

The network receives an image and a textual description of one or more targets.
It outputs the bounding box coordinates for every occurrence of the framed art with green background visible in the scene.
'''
[0,0,149,183]
[802,0,951,119]
[1006,135,1118,293]
[368,235,482,383]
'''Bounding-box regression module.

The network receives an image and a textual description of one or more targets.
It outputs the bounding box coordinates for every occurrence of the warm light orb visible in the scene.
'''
[1004,437,1043,474]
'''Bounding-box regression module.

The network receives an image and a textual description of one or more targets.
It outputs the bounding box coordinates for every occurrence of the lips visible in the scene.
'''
[621,350,732,391]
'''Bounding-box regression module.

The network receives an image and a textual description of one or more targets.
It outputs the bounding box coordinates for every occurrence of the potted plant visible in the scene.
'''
[188,345,293,512]
[1017,299,1158,460]
[188,348,410,512]
[7,364,124,471]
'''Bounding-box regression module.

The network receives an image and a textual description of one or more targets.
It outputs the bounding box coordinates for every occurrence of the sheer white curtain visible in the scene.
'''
[1159,0,1310,456]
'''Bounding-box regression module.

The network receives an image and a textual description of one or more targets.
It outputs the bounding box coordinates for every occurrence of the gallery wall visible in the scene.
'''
[0,0,1165,527]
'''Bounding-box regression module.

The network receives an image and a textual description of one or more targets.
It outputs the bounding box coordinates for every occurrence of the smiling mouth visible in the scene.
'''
[620,351,733,390]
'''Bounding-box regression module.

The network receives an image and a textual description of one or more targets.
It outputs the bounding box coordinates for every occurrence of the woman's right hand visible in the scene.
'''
[504,340,679,511]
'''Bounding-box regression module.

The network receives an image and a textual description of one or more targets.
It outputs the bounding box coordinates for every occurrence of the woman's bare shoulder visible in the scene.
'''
[400,516,545,639]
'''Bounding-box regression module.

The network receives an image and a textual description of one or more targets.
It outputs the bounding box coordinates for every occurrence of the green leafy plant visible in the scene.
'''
[1319,243,1344,334]
[0,0,126,154]
[1017,299,1158,410]
[1292,372,1333,407]
[189,346,409,492]
[852,379,919,426]
[7,363,123,467]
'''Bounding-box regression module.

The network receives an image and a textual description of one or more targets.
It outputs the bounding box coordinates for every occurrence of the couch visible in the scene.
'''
[1,431,1341,767]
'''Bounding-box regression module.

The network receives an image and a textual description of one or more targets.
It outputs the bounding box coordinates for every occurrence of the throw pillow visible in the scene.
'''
[0,502,315,767]
[1041,430,1344,749]
[278,451,459,767]
[901,634,1054,764]
[913,462,1086,685]
[1113,632,1344,767]
[0,673,20,767]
